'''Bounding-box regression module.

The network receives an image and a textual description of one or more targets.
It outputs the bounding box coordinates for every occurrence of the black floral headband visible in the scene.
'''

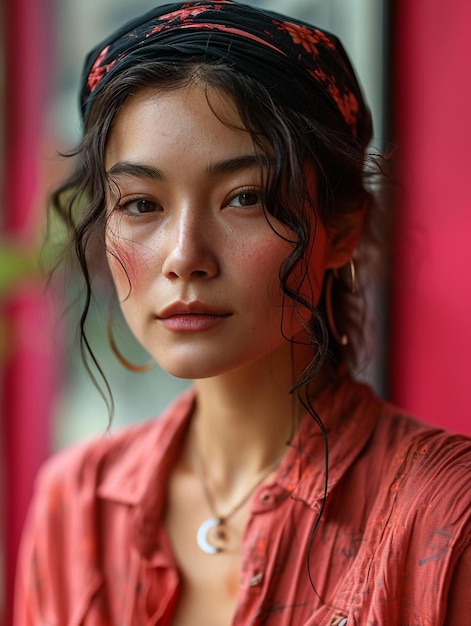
[80,0,372,146]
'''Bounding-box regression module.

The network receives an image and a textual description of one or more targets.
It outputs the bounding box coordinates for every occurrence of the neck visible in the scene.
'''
[186,340,327,493]
[194,374,294,472]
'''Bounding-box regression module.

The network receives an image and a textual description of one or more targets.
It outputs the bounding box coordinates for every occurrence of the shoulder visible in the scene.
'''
[396,417,471,526]
[19,388,195,585]
[345,398,471,622]
[367,402,471,557]
[34,387,195,507]
[376,402,471,490]
[339,385,471,546]
[15,390,194,625]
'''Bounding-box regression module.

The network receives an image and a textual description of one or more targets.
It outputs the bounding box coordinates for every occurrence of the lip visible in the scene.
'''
[158,301,231,318]
[156,301,232,332]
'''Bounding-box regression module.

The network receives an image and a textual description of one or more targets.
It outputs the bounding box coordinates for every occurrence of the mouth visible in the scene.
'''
[156,302,232,332]
[157,301,231,319]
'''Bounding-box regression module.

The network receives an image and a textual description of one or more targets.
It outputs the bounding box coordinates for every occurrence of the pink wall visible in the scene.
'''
[392,0,471,434]
[1,0,58,623]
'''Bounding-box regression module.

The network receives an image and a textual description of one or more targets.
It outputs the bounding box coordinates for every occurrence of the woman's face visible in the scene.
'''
[104,84,343,379]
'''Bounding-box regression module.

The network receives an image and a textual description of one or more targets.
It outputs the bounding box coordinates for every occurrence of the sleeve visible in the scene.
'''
[13,447,104,626]
[444,543,471,625]
[14,509,38,625]
[14,463,67,625]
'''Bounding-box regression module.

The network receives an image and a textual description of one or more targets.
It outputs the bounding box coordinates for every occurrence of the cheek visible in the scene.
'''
[106,230,155,297]
[241,236,289,295]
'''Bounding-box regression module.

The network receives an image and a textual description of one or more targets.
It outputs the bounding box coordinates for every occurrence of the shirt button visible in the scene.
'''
[249,572,264,587]
[260,491,272,504]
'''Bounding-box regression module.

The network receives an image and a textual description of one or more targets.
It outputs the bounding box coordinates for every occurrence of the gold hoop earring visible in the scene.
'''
[107,322,155,373]
[346,257,357,295]
[325,259,357,347]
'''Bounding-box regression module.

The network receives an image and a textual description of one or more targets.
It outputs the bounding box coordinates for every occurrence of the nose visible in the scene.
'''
[161,206,219,281]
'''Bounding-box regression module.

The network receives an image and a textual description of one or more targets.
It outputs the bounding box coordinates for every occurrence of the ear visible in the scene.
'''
[324,205,366,270]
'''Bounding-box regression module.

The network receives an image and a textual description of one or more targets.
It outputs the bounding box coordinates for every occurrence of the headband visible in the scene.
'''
[80,0,372,146]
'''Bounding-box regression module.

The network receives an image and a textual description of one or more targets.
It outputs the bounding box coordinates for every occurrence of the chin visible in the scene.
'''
[157,345,289,382]
[156,354,230,381]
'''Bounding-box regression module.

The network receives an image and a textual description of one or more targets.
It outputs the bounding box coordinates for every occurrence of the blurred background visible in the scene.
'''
[1,0,470,622]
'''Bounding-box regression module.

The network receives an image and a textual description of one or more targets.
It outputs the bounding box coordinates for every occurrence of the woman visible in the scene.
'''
[15,1,471,624]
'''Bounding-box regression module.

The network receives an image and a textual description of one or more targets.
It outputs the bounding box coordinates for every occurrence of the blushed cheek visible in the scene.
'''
[106,236,153,299]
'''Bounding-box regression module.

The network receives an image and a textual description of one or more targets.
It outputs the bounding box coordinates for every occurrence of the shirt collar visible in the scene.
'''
[97,377,380,512]
[96,377,381,561]
[96,388,196,506]
[277,377,382,510]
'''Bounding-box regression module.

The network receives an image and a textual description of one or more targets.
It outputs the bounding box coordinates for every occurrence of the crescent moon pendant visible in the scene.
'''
[196,517,222,555]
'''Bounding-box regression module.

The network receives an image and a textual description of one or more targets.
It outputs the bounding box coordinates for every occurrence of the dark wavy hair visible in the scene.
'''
[51,59,381,404]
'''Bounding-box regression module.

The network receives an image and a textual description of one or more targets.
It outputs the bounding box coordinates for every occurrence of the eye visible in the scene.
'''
[118,197,161,215]
[226,190,263,209]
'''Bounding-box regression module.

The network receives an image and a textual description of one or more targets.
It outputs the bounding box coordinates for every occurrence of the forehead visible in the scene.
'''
[105,83,255,166]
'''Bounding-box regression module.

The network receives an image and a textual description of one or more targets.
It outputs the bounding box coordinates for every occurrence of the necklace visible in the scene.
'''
[194,449,284,555]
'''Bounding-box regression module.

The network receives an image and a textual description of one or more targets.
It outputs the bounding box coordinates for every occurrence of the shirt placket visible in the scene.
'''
[132,510,180,626]
[140,563,179,626]
[233,483,287,625]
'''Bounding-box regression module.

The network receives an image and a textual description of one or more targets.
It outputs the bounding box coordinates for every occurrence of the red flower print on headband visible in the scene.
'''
[160,7,210,21]
[147,4,220,36]
[156,1,229,25]
[310,68,359,133]
[275,21,335,56]
[87,45,118,92]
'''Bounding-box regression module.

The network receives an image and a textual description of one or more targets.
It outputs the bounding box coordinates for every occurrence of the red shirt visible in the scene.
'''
[15,379,471,625]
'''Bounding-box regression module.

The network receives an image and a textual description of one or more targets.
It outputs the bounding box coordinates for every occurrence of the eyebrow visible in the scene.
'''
[207,155,272,176]
[106,155,273,180]
[106,162,163,180]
